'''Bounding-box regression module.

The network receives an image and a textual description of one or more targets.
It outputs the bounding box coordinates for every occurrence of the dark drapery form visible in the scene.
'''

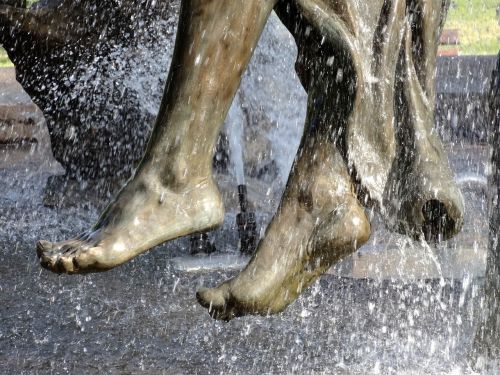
[276,0,464,241]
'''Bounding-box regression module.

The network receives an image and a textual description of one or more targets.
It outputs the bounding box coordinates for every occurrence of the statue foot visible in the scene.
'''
[197,147,370,320]
[197,198,369,320]
[37,176,224,274]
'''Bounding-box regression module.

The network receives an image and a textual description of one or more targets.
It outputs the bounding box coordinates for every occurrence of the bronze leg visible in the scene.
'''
[36,0,277,274]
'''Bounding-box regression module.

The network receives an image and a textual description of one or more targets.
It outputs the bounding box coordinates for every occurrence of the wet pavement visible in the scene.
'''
[0,142,495,375]
[0,69,497,374]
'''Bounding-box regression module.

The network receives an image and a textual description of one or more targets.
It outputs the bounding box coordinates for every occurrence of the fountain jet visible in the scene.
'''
[190,233,216,255]
[236,184,257,255]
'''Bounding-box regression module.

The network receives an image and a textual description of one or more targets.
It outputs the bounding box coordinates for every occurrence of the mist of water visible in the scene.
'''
[0,1,498,374]
[225,95,246,186]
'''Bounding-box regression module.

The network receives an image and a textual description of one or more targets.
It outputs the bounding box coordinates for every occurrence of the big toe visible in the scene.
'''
[36,240,53,258]
[196,286,227,309]
[196,285,239,321]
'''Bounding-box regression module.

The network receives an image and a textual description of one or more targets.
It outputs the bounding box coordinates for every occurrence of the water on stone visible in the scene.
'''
[0,144,492,374]
[0,16,495,373]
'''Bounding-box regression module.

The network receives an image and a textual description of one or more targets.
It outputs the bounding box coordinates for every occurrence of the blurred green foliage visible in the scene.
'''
[444,0,499,54]
[0,47,11,67]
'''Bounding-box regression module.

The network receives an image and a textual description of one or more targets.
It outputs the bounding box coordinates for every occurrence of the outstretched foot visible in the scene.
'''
[197,151,370,320]
[37,176,224,274]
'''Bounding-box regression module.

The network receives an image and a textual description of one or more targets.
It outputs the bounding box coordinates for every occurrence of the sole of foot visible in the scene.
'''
[37,177,224,274]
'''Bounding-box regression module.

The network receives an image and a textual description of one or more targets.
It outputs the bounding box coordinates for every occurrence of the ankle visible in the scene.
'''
[137,162,213,193]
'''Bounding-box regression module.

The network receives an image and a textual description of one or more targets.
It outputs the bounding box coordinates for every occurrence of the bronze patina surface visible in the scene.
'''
[33,0,463,320]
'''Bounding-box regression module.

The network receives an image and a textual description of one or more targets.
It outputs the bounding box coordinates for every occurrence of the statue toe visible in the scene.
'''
[36,240,53,258]
[196,287,227,310]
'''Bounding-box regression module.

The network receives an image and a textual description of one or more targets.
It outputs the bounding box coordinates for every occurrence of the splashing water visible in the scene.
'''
[0,1,498,374]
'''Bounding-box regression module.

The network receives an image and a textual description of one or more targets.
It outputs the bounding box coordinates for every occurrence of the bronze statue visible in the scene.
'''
[36,0,464,320]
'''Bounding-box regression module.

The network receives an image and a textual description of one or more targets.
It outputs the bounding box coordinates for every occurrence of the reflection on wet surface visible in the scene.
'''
[0,66,496,374]
[0,150,493,374]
